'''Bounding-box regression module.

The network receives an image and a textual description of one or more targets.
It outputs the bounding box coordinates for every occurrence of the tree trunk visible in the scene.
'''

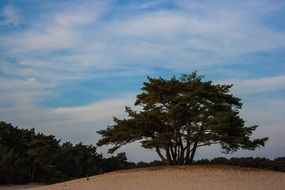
[155,147,168,164]
[184,143,191,164]
[165,147,173,165]
[178,146,185,164]
[30,162,36,183]
[189,141,198,164]
[169,143,176,164]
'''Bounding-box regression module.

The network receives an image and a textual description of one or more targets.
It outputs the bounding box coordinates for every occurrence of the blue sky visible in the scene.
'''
[0,0,285,162]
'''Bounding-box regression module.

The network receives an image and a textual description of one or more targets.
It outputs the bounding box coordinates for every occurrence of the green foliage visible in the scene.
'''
[0,121,129,184]
[97,72,268,165]
[101,152,131,172]
[0,145,15,183]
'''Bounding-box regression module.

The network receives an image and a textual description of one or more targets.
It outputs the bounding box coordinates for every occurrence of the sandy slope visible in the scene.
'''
[22,165,285,190]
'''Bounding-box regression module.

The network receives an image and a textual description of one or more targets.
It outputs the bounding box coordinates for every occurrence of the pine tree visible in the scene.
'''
[97,72,268,165]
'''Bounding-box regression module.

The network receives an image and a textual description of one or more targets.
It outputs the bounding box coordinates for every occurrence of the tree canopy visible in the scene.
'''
[97,72,268,165]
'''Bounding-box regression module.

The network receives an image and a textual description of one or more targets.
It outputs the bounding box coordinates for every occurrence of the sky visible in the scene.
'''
[0,0,285,162]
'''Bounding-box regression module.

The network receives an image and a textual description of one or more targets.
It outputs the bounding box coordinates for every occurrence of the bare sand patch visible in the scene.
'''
[13,165,285,190]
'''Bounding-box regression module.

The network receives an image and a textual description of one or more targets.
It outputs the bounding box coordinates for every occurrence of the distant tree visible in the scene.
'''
[136,161,149,168]
[27,133,60,183]
[0,145,19,183]
[211,157,229,164]
[101,152,129,172]
[194,156,285,172]
[272,157,285,172]
[195,158,210,165]
[97,72,268,165]
[0,122,31,183]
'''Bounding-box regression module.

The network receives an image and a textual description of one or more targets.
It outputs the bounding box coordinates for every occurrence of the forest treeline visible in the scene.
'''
[194,157,285,172]
[136,157,285,172]
[0,121,284,185]
[0,121,134,184]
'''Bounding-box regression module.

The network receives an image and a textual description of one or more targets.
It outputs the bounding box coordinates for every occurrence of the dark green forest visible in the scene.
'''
[0,121,134,184]
[0,121,284,185]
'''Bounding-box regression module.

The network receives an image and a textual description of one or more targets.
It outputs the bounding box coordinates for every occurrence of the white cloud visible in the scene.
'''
[1,0,285,78]
[0,94,137,153]
[225,75,285,95]
[69,1,284,72]
[54,11,96,29]
[0,78,40,90]
[0,77,52,109]
[105,8,285,57]
[108,11,188,37]
[0,5,19,25]
[52,95,135,122]
[119,0,167,10]
[241,99,285,125]
[0,1,109,53]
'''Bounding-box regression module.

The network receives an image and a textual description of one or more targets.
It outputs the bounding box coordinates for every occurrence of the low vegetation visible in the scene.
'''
[138,157,285,172]
[195,157,285,172]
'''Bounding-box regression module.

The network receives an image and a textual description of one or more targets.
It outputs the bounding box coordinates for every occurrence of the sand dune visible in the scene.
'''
[18,165,285,190]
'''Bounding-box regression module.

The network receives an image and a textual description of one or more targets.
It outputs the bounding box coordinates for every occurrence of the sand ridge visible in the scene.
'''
[27,165,285,190]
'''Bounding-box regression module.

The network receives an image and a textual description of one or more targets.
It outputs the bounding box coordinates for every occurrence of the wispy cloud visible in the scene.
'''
[0,94,135,143]
[53,95,135,122]
[223,75,285,95]
[111,5,285,56]
[0,1,109,53]
[0,5,19,25]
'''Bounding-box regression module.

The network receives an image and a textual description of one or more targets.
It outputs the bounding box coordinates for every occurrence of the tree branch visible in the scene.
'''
[155,147,167,164]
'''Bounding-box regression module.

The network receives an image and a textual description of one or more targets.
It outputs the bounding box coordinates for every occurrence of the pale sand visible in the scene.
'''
[13,165,285,190]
